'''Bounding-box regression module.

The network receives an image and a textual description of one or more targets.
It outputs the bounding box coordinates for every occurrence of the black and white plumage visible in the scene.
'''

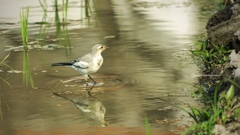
[52,44,107,87]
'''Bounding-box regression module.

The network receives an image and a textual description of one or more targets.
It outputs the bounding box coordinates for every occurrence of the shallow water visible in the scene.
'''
[0,0,219,134]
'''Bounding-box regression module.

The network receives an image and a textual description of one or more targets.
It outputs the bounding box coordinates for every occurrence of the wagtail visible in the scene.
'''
[52,44,107,89]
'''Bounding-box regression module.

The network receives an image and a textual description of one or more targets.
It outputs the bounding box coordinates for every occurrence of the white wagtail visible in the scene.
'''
[52,44,107,88]
[52,91,108,127]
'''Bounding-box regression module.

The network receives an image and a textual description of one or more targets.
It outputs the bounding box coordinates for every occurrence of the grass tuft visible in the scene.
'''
[20,6,34,88]
[180,81,240,134]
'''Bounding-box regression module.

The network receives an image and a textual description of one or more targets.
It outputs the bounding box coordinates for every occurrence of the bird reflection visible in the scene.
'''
[52,91,108,127]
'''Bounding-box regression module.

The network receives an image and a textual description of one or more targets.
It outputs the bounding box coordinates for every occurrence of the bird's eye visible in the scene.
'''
[100,46,103,48]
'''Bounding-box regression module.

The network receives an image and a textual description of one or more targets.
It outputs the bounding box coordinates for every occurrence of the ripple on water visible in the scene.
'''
[41,74,139,92]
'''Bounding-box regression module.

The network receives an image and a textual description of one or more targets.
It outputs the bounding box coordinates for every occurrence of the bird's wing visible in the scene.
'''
[71,54,91,69]
[72,60,89,69]
[72,100,91,112]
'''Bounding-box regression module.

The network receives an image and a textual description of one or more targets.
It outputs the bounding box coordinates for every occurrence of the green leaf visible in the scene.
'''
[205,51,209,58]
[209,49,214,54]
[202,110,211,120]
[226,85,234,101]
[234,108,240,118]
[213,82,222,112]
[191,108,201,116]
[221,112,227,124]
[226,79,240,89]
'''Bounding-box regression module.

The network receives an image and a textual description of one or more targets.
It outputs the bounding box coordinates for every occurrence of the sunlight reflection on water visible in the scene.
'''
[0,0,217,134]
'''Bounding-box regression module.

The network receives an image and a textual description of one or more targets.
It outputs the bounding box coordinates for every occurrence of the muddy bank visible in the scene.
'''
[206,1,240,93]
[193,1,240,134]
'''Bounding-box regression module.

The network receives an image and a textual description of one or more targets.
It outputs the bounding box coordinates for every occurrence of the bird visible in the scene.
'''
[52,91,108,127]
[51,44,107,89]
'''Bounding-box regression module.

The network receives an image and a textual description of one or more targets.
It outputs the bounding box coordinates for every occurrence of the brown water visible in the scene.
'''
[0,0,219,134]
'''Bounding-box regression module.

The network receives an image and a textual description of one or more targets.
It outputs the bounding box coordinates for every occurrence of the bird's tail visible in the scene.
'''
[52,91,72,101]
[51,62,72,66]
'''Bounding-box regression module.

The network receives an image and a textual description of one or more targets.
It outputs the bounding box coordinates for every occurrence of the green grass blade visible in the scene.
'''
[0,77,12,89]
[1,93,10,111]
[20,6,34,88]
[85,0,89,18]
[0,51,10,64]
[38,0,48,45]
[55,0,61,36]
[144,116,152,135]
[213,82,222,113]
[226,79,240,89]
[174,106,199,123]
[65,0,69,20]
[92,0,101,26]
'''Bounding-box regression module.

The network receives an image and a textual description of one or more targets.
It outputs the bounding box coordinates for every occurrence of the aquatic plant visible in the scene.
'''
[54,0,61,38]
[53,0,100,53]
[80,0,100,25]
[0,52,12,119]
[83,0,95,18]
[38,0,99,52]
[0,87,11,120]
[0,52,13,88]
[54,0,72,54]
[20,6,34,88]
[81,0,95,18]
[62,0,69,22]
[61,0,72,54]
[37,0,49,45]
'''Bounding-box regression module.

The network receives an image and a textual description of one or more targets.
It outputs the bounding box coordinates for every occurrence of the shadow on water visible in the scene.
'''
[52,89,108,127]
[0,0,221,134]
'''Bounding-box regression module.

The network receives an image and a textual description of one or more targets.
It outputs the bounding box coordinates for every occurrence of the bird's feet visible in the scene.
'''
[85,82,95,91]
[85,82,89,91]
[84,81,103,91]
[84,81,99,87]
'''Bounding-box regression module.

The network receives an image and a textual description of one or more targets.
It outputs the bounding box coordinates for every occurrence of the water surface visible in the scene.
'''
[0,0,218,134]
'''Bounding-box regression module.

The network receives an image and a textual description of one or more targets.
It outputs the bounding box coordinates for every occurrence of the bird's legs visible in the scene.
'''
[88,75,97,86]
[85,83,88,90]
[84,76,89,90]
[84,75,97,91]
[87,90,92,96]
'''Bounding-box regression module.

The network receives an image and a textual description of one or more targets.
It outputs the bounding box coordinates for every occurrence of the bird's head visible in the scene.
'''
[92,44,108,52]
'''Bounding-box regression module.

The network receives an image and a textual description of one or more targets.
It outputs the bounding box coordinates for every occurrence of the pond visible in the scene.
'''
[0,0,219,134]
